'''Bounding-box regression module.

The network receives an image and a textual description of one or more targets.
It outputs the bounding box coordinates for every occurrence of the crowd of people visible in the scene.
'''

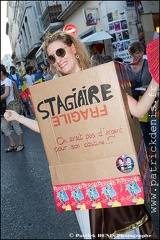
[1,64,45,151]
[1,30,159,239]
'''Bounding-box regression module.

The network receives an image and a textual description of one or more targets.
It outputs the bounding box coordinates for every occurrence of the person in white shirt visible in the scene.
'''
[22,66,34,88]
[9,66,23,91]
[20,66,34,115]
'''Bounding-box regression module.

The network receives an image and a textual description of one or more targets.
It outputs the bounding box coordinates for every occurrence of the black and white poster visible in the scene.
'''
[107,9,132,62]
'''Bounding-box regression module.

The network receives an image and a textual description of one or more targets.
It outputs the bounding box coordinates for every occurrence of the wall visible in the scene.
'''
[62,1,111,56]
[141,14,155,43]
[140,1,159,43]
[99,1,159,60]
[63,1,102,35]
[99,0,127,32]
[8,1,159,67]
[141,1,159,13]
[99,1,137,61]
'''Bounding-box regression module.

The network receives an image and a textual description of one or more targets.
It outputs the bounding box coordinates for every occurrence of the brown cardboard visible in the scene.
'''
[29,62,146,211]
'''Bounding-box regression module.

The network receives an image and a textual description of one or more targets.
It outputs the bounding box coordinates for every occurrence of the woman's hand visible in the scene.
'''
[4,109,40,133]
[4,110,20,122]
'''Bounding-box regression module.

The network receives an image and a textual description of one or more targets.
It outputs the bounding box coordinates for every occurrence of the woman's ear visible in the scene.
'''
[71,43,77,54]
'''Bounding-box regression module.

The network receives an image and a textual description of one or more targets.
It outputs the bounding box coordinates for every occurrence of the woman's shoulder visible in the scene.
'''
[3,77,12,86]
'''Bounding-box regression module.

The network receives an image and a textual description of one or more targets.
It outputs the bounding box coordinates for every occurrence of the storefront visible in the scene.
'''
[99,1,159,62]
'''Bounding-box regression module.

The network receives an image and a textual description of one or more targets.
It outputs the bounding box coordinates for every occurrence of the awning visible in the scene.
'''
[81,30,113,44]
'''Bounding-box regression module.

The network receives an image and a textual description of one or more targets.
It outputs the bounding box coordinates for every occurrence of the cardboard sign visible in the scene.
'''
[29,62,147,212]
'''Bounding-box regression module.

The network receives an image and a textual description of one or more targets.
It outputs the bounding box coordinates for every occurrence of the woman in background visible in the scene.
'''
[126,42,153,161]
[1,64,24,152]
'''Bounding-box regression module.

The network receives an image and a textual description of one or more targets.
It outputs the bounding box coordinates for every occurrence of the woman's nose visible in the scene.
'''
[55,55,62,63]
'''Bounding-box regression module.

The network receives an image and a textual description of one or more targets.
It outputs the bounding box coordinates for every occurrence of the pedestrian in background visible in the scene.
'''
[40,64,48,81]
[4,32,159,239]
[44,66,55,81]
[9,66,23,91]
[22,66,35,88]
[1,64,24,152]
[9,65,27,116]
[126,41,153,161]
[20,66,35,115]
[32,69,43,83]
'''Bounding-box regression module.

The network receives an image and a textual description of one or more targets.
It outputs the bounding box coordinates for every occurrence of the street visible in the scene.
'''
[1,122,83,239]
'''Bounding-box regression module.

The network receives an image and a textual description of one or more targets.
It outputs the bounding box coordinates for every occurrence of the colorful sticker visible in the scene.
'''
[116,155,134,173]
[102,185,117,199]
[54,174,144,212]
[126,181,142,203]
[86,186,100,201]
[102,184,117,206]
[72,188,84,202]
[57,189,69,203]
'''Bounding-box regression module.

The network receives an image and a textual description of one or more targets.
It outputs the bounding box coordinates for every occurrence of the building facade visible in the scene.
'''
[6,1,159,68]
[1,54,13,72]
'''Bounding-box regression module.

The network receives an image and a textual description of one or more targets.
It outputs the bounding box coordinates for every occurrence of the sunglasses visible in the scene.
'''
[47,46,68,64]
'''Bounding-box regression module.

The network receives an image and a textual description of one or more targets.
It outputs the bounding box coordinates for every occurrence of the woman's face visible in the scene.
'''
[47,40,81,75]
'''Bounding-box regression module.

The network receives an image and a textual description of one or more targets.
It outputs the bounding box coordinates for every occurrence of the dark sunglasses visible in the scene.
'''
[47,46,68,64]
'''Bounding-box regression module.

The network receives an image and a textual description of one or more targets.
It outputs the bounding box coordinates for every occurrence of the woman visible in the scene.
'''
[1,64,24,152]
[4,32,159,238]
[20,66,35,116]
[126,42,153,160]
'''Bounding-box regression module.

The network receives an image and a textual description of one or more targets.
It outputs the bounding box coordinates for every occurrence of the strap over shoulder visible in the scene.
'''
[12,81,23,104]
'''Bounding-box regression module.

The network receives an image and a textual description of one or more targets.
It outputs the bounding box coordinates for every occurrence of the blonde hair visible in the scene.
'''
[43,31,92,76]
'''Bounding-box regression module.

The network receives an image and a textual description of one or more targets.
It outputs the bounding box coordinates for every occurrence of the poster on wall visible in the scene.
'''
[107,10,132,62]
[84,8,98,26]
[137,23,145,44]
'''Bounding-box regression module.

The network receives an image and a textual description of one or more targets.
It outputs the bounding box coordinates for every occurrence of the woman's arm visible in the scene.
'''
[1,86,10,100]
[127,79,159,118]
[4,110,40,133]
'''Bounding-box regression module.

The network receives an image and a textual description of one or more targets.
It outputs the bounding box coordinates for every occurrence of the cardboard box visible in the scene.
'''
[29,62,148,212]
